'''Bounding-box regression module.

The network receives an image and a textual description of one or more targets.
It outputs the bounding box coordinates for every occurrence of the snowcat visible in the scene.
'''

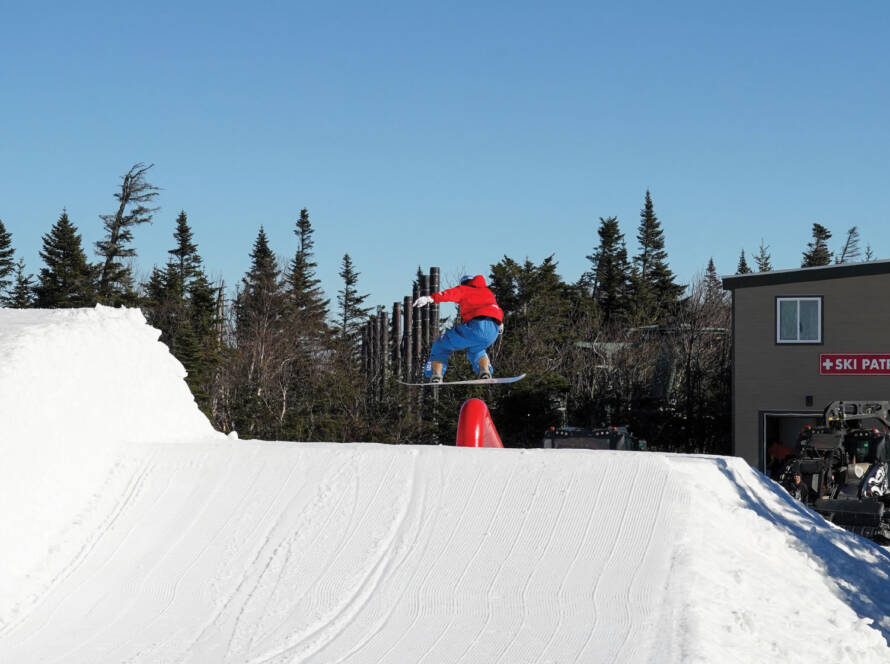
[542,425,646,451]
[778,400,890,543]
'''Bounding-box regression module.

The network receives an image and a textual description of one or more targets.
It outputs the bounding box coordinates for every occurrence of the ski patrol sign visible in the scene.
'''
[820,354,890,375]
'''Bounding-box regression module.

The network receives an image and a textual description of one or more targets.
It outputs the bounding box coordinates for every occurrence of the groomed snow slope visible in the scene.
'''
[1,307,890,663]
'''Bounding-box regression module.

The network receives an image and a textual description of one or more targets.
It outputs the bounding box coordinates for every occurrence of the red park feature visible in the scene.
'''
[456,398,503,448]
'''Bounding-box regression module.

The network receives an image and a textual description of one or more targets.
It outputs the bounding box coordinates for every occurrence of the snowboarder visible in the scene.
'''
[413,274,504,384]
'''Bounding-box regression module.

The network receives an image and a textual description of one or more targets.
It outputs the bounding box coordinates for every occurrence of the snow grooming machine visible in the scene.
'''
[779,400,890,543]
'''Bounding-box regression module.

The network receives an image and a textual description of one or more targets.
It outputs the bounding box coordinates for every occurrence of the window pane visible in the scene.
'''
[799,299,820,341]
[779,300,798,340]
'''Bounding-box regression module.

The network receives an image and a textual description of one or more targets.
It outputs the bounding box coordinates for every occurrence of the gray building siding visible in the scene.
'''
[730,271,890,469]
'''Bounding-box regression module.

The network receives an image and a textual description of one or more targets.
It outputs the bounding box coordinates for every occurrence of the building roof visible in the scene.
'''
[721,259,890,290]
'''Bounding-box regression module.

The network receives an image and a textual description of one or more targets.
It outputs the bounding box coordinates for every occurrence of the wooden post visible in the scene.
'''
[369,314,378,385]
[403,296,412,380]
[361,323,369,375]
[413,283,422,378]
[214,281,226,345]
[430,267,440,340]
[379,309,388,376]
[392,302,401,379]
[421,274,430,358]
[426,269,440,444]
[378,310,387,399]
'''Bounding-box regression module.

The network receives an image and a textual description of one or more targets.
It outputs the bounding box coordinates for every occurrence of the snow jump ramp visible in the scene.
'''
[1,306,890,663]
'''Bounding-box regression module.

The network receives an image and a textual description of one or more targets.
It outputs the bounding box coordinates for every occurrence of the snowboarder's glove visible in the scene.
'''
[413,295,433,308]
[498,323,504,335]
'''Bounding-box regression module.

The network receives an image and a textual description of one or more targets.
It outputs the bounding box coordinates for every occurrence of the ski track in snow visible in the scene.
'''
[3,441,710,664]
[4,444,890,664]
[4,307,890,664]
[0,454,155,639]
[328,458,454,664]
[183,446,319,659]
[367,458,482,663]
[247,452,421,663]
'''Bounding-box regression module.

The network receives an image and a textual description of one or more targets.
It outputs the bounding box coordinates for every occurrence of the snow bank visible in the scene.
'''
[663,454,890,663]
[0,306,221,626]
[0,305,217,445]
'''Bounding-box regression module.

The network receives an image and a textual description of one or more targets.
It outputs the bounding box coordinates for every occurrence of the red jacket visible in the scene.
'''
[431,275,504,323]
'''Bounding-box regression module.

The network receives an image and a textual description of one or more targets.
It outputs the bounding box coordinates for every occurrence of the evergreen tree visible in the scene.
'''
[167,210,202,298]
[487,254,581,442]
[286,208,328,325]
[865,245,875,261]
[96,162,159,305]
[754,240,772,272]
[144,265,169,305]
[35,211,98,308]
[584,216,630,325]
[704,258,724,303]
[142,261,182,345]
[229,228,286,437]
[336,253,370,344]
[801,223,833,267]
[279,209,331,440]
[181,271,221,413]
[835,226,862,264]
[488,257,521,316]
[629,190,683,321]
[736,249,752,274]
[0,218,13,299]
[3,259,34,307]
[187,272,220,346]
[490,255,571,329]
[143,212,221,418]
[144,211,204,345]
[235,226,283,342]
[186,273,222,353]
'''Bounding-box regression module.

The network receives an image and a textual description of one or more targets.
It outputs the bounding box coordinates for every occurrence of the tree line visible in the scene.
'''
[734,223,872,274]
[0,164,875,451]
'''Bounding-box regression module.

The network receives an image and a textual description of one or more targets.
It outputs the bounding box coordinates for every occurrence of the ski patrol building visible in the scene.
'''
[722,260,890,472]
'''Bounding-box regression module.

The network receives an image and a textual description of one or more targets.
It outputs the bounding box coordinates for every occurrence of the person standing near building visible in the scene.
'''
[412,274,504,383]
[784,463,811,503]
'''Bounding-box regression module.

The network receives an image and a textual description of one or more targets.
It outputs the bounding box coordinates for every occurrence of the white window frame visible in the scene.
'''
[776,296,822,344]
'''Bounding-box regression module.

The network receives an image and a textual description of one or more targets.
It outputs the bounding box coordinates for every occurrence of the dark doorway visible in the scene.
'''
[759,411,821,477]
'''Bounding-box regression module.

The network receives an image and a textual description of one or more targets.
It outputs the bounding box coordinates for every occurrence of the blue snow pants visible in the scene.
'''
[424,318,500,377]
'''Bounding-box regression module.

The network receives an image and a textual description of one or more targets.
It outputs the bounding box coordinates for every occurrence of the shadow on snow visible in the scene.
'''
[714,459,890,644]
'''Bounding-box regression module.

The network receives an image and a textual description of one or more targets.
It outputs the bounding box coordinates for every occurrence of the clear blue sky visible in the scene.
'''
[2,1,888,314]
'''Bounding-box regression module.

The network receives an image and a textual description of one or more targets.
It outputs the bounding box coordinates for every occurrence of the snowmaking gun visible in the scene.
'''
[778,400,890,543]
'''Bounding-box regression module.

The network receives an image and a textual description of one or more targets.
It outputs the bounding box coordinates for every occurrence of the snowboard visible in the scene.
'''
[399,374,526,387]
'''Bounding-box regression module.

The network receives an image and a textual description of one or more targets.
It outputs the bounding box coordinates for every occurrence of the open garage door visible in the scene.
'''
[759,410,821,477]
